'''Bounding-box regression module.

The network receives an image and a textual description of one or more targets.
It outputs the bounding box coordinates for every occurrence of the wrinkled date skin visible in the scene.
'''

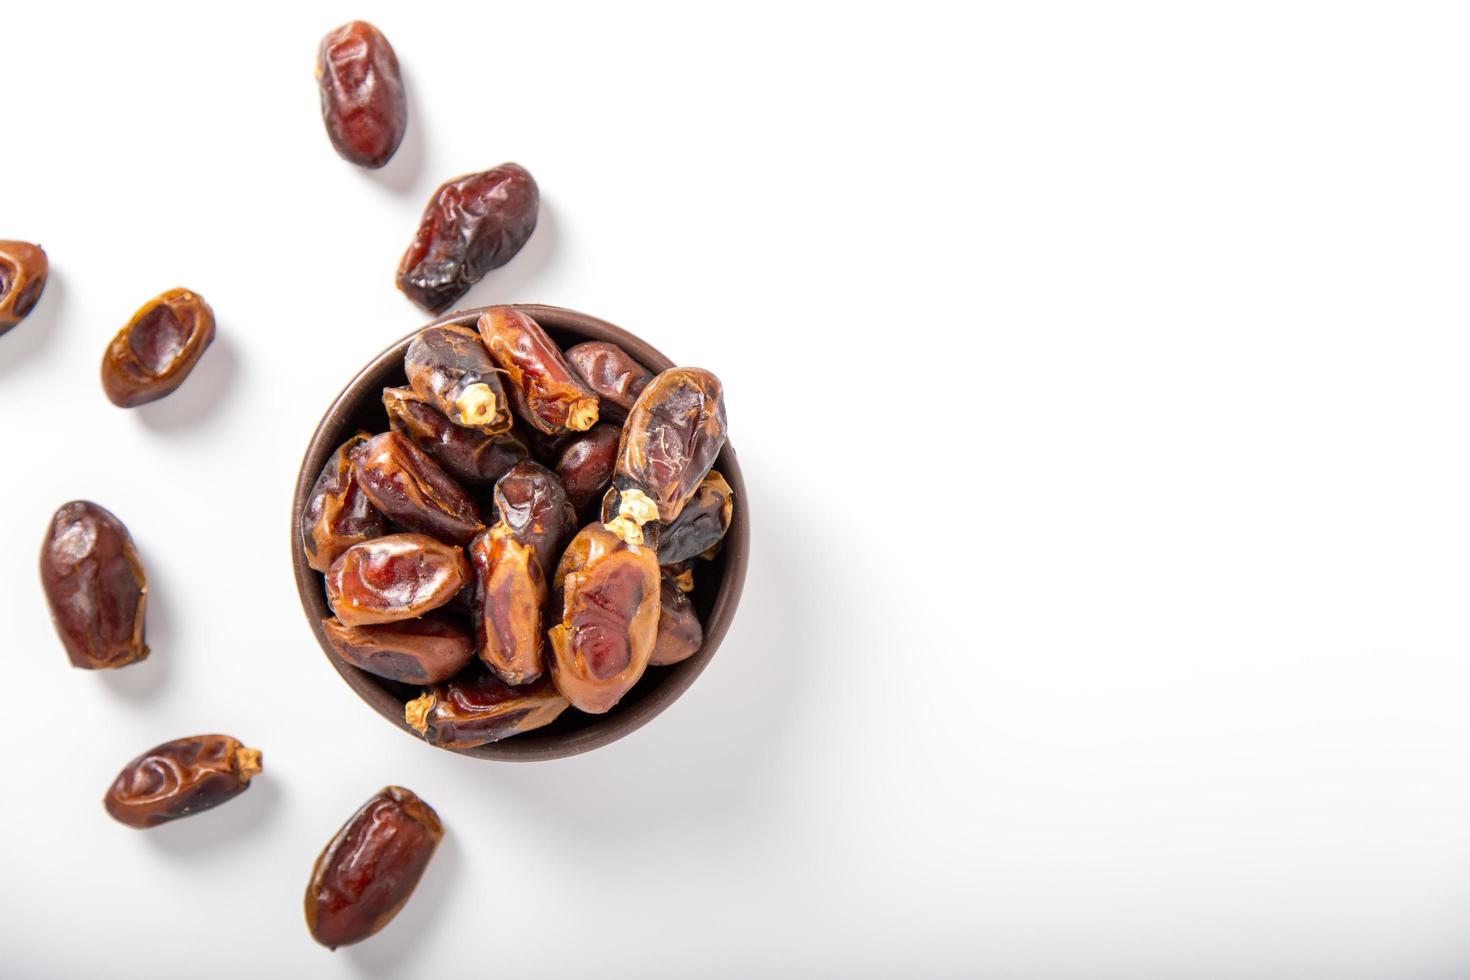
[651,575,703,666]
[564,341,653,425]
[101,288,215,407]
[0,240,48,334]
[317,21,406,169]
[555,424,620,516]
[306,786,442,949]
[548,524,659,714]
[478,307,599,435]
[396,164,540,313]
[322,615,473,684]
[383,386,526,487]
[302,432,388,573]
[657,470,734,565]
[406,669,568,748]
[469,525,547,685]
[325,533,469,626]
[404,325,512,434]
[104,735,262,829]
[352,431,484,545]
[41,501,149,670]
[493,461,576,575]
[605,368,728,546]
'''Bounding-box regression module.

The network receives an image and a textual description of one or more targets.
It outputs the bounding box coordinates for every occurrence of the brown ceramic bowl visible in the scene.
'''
[290,304,748,761]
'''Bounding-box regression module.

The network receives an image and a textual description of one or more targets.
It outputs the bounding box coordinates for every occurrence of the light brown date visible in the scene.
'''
[302,432,388,573]
[0,240,48,334]
[322,615,474,684]
[352,431,484,545]
[383,386,527,487]
[325,533,469,626]
[404,324,512,434]
[40,501,148,669]
[650,575,703,666]
[104,734,262,829]
[101,288,215,407]
[563,341,653,424]
[405,669,568,748]
[469,525,546,685]
[478,307,599,435]
[656,470,734,565]
[555,424,620,516]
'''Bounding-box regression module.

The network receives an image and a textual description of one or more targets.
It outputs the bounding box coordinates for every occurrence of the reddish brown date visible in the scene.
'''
[316,21,406,169]
[322,615,473,684]
[306,786,442,949]
[41,501,148,670]
[650,575,703,666]
[564,341,653,424]
[101,288,215,407]
[657,470,734,565]
[404,325,512,434]
[325,533,469,626]
[469,524,546,685]
[548,524,659,713]
[492,461,576,575]
[397,164,539,313]
[104,735,262,829]
[555,424,620,516]
[352,431,483,545]
[302,432,388,573]
[478,307,599,435]
[383,386,526,487]
[405,669,568,748]
[0,240,48,334]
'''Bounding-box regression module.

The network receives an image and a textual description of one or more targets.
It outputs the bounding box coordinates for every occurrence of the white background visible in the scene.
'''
[3,2,1469,978]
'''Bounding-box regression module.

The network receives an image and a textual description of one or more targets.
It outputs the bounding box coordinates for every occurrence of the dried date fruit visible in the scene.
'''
[302,431,388,572]
[657,470,734,565]
[469,524,546,685]
[325,533,469,626]
[383,386,526,486]
[322,615,473,684]
[523,427,569,465]
[40,501,148,670]
[403,325,512,434]
[478,307,599,435]
[405,669,568,748]
[396,164,539,312]
[548,524,659,713]
[0,240,48,334]
[650,575,703,666]
[353,431,483,545]
[101,288,215,407]
[316,21,406,169]
[104,735,262,829]
[664,559,696,593]
[306,786,442,949]
[555,424,620,516]
[564,341,653,424]
[492,461,576,575]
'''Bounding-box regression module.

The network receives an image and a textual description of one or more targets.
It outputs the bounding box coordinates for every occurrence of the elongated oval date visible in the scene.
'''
[383,386,526,487]
[650,575,703,667]
[317,21,406,169]
[564,341,653,424]
[605,367,727,545]
[325,533,469,626]
[302,431,388,572]
[404,325,512,434]
[397,164,539,313]
[657,470,734,565]
[478,307,599,435]
[406,669,568,748]
[41,501,148,669]
[101,288,215,407]
[306,786,442,949]
[322,615,473,684]
[352,431,483,545]
[492,461,576,575]
[104,734,262,829]
[548,524,659,713]
[469,525,546,685]
[555,424,620,516]
[0,240,48,334]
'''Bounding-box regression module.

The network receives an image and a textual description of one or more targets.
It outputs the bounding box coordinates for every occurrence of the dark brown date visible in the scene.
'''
[322,615,473,684]
[396,164,539,313]
[317,21,406,169]
[101,288,215,407]
[657,470,734,565]
[404,325,512,434]
[325,533,469,626]
[40,501,148,670]
[664,559,696,593]
[0,240,48,334]
[555,424,620,516]
[650,575,703,666]
[478,307,599,435]
[563,341,653,424]
[548,524,659,713]
[523,427,569,465]
[383,386,526,487]
[352,431,483,545]
[305,786,442,949]
[405,669,568,748]
[605,367,727,546]
[302,431,388,573]
[492,461,576,575]
[104,734,262,829]
[469,524,546,685]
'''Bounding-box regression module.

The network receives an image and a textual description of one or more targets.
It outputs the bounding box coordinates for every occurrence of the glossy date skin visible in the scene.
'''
[322,615,473,684]
[302,432,388,573]
[650,575,703,666]
[352,431,483,545]
[657,470,734,565]
[469,525,546,685]
[492,461,576,575]
[397,164,539,313]
[383,386,526,487]
[104,735,262,829]
[555,424,620,516]
[101,288,215,407]
[404,325,512,434]
[325,533,469,626]
[306,787,442,949]
[563,341,653,424]
[0,240,48,334]
[405,669,568,748]
[41,501,148,669]
[478,307,599,435]
[317,21,406,169]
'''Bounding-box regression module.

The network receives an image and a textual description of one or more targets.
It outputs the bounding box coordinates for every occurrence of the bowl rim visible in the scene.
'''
[289,304,748,761]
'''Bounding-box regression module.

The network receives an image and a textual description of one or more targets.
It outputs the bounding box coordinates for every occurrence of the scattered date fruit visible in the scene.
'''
[104,735,262,829]
[317,21,407,169]
[41,501,149,669]
[0,240,48,335]
[101,288,216,407]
